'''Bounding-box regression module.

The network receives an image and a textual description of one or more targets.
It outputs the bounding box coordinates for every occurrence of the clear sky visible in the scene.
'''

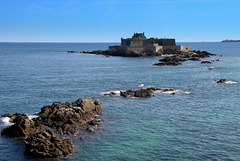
[0,0,239,42]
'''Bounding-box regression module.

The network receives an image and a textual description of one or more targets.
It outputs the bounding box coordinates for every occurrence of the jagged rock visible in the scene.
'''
[1,118,46,138]
[1,97,101,159]
[37,98,102,135]
[201,61,211,64]
[120,89,134,98]
[120,89,155,98]
[134,89,154,98]
[217,79,227,83]
[1,113,28,123]
[24,129,73,158]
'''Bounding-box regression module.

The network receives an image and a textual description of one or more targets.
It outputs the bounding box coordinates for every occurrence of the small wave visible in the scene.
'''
[0,117,14,126]
[138,84,144,87]
[157,89,191,95]
[225,81,237,84]
[100,90,121,96]
[201,67,215,70]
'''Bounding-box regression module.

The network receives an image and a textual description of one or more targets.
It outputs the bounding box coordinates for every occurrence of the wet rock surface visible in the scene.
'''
[24,128,74,158]
[1,98,102,159]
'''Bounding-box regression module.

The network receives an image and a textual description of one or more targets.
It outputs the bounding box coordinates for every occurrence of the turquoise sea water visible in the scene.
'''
[0,42,240,160]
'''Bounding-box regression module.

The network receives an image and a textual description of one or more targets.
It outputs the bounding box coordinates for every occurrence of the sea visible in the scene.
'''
[0,42,240,161]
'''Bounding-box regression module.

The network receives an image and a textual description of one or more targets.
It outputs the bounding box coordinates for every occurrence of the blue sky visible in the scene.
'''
[0,0,239,42]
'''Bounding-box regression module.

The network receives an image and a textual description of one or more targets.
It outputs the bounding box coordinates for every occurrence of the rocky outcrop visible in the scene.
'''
[120,88,162,98]
[37,98,101,135]
[1,98,101,159]
[24,129,74,158]
[153,50,216,66]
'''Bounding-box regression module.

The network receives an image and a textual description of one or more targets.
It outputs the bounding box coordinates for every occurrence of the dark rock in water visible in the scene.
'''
[155,55,186,66]
[146,87,162,91]
[201,61,212,64]
[81,49,163,57]
[120,89,134,98]
[120,88,155,98]
[37,98,101,135]
[1,118,46,138]
[109,92,117,96]
[24,129,73,158]
[88,119,100,126]
[162,88,175,92]
[66,51,79,53]
[134,89,154,98]
[159,56,186,62]
[217,79,227,83]
[1,113,28,123]
[153,61,182,66]
[188,57,201,61]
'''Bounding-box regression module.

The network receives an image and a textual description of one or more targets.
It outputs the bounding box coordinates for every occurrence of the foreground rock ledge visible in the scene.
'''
[1,98,101,159]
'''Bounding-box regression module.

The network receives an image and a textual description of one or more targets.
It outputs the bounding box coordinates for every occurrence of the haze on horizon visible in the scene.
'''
[0,0,239,42]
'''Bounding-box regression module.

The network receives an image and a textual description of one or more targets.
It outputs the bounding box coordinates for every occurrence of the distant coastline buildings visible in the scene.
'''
[109,32,191,54]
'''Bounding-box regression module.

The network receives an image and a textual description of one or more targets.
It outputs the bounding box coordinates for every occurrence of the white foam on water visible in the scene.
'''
[201,67,215,70]
[157,89,191,95]
[225,81,237,84]
[0,117,14,126]
[27,114,38,120]
[138,84,144,87]
[100,90,121,96]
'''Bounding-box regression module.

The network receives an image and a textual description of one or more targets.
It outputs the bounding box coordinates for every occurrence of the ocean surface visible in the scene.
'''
[0,42,240,160]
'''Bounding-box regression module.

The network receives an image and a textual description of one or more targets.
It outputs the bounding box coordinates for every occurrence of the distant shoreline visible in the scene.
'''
[222,40,240,42]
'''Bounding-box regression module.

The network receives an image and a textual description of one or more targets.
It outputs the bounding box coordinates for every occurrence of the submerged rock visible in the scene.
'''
[217,79,228,83]
[201,61,211,64]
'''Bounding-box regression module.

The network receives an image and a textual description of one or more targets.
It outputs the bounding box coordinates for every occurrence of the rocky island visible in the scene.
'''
[67,33,216,66]
[78,32,191,57]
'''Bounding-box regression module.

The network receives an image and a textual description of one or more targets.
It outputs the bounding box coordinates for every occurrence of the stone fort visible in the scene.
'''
[109,32,191,54]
